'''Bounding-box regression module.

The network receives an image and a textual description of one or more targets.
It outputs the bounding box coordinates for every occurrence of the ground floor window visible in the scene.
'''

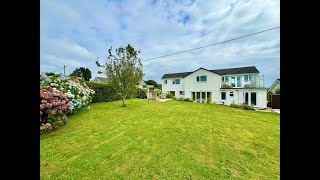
[170,91,175,96]
[221,92,226,100]
[180,91,185,95]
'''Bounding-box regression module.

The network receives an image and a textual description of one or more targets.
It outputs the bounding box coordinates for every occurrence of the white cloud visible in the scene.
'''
[41,0,279,85]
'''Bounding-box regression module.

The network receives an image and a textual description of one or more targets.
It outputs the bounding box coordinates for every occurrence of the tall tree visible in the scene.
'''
[96,44,143,107]
[69,67,92,81]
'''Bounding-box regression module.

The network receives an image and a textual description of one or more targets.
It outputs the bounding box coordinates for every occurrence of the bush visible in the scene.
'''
[86,82,122,102]
[230,103,239,108]
[207,96,211,103]
[135,88,147,99]
[267,90,274,95]
[40,86,73,134]
[166,93,173,98]
[184,98,191,102]
[156,89,162,97]
[40,73,95,111]
[239,104,255,110]
[172,97,176,100]
[221,83,232,88]
[275,88,280,94]
[177,98,184,101]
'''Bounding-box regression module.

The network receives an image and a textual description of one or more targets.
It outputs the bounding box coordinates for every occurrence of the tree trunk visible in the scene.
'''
[121,96,127,107]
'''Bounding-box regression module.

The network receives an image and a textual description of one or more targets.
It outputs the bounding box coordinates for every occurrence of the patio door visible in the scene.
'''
[251,92,256,106]
[243,92,257,106]
[244,92,249,104]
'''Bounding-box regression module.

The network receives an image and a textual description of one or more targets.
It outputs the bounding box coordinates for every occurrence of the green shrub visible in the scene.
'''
[207,96,211,103]
[221,83,232,88]
[136,88,147,99]
[86,82,121,103]
[239,104,254,110]
[172,97,176,100]
[268,90,274,95]
[184,98,191,102]
[275,88,280,94]
[166,93,173,98]
[230,103,239,108]
[178,98,184,101]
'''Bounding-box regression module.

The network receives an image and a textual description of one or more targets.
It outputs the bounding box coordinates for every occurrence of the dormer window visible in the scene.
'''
[196,75,207,82]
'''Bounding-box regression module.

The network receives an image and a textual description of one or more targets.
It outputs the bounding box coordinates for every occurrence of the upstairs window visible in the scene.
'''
[197,75,207,82]
[173,79,180,84]
[224,76,229,82]
[231,77,236,87]
[244,75,253,82]
[164,80,167,84]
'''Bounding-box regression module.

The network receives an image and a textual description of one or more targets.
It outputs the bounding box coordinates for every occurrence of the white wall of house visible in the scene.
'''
[162,78,185,93]
[137,80,147,89]
[269,80,280,93]
[184,69,221,100]
[220,89,267,108]
[175,91,186,99]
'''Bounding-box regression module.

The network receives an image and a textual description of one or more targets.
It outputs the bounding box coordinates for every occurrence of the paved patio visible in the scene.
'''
[255,107,280,113]
[157,98,172,102]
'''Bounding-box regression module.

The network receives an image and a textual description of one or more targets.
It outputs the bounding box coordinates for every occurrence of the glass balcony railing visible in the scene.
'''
[221,75,265,88]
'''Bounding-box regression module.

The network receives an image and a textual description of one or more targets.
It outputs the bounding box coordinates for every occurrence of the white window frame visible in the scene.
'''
[244,75,253,82]
[196,75,207,83]
[180,91,185,95]
[173,79,180,84]
[224,76,229,82]
[230,76,241,88]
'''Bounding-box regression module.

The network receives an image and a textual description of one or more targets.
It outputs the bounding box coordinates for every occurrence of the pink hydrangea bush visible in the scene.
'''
[40,86,72,134]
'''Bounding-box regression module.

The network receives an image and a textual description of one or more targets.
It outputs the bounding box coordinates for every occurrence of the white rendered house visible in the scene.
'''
[161,66,268,109]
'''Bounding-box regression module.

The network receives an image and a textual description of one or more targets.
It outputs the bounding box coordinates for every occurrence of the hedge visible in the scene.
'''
[86,82,121,103]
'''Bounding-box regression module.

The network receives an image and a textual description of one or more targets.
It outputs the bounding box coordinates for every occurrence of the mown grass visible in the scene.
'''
[40,99,280,179]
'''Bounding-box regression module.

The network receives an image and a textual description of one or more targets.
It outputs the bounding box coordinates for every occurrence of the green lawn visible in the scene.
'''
[40,99,280,179]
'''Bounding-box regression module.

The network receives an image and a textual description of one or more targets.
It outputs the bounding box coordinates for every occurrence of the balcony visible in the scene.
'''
[221,75,265,88]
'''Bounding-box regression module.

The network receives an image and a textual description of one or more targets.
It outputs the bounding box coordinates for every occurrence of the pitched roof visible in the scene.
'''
[161,66,259,79]
[268,79,280,91]
[94,77,110,83]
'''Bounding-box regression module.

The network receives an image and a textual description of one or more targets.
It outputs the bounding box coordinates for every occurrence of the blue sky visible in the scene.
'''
[40,0,280,87]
